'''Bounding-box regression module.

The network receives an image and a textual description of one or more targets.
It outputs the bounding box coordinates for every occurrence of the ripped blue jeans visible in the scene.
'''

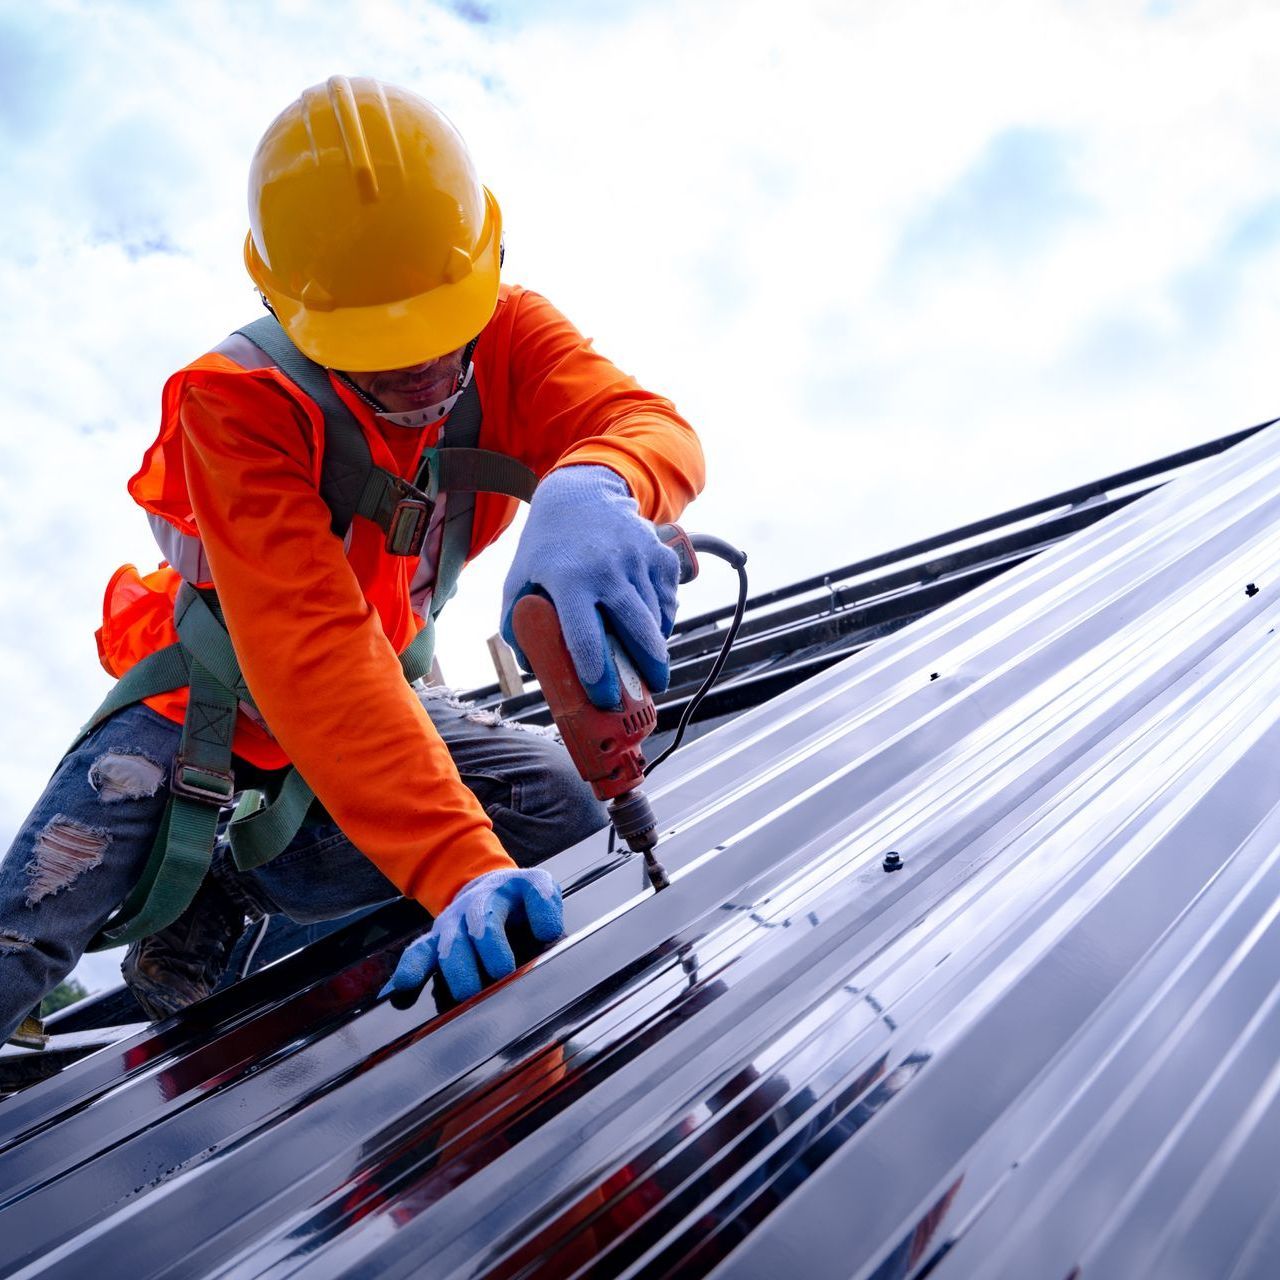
[0,688,607,1042]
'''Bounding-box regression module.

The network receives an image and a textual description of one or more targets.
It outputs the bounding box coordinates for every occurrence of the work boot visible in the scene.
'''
[122,875,249,1021]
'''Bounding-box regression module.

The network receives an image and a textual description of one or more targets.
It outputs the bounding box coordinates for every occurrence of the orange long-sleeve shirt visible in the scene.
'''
[98,285,704,915]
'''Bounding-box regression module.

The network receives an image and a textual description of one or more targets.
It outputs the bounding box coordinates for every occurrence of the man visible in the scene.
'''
[0,75,703,1040]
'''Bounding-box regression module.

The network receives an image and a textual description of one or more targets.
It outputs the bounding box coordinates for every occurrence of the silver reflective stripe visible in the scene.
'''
[148,513,212,585]
[236,699,273,737]
[211,332,277,370]
[149,510,354,584]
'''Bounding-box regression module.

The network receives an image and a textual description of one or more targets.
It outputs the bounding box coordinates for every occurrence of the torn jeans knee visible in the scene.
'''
[0,703,184,1040]
[88,751,165,803]
[417,684,560,738]
[24,816,110,906]
[0,928,36,955]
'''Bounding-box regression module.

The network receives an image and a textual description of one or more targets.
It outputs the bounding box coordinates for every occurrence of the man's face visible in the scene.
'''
[345,344,468,414]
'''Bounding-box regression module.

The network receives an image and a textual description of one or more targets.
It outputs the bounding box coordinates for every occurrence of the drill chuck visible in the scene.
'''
[609,789,669,890]
[609,789,658,850]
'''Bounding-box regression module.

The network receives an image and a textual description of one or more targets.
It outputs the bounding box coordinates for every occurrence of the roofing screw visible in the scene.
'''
[1246,583,1260,597]
[929,672,940,681]
[882,851,903,872]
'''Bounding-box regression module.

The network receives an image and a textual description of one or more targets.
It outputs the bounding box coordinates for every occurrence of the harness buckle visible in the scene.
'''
[385,482,434,557]
[171,756,235,806]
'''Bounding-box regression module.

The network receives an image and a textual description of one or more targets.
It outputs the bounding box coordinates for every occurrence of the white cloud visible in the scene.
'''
[1,0,1279,992]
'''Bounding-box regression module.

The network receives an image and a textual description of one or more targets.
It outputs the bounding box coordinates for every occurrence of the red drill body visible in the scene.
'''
[510,524,701,892]
[511,594,670,890]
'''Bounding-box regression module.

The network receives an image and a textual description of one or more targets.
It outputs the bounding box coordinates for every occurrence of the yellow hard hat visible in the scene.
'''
[244,76,502,371]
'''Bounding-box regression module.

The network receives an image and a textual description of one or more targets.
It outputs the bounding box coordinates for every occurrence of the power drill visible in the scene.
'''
[510,524,704,893]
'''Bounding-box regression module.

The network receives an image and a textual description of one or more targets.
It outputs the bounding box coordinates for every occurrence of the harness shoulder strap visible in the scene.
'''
[235,316,375,540]
[233,316,537,549]
[433,372,483,617]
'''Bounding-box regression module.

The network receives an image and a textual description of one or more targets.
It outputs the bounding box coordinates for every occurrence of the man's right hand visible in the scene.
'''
[380,867,565,1003]
[500,465,680,710]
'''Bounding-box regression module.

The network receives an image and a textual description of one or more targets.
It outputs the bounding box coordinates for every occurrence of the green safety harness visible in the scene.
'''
[77,316,537,950]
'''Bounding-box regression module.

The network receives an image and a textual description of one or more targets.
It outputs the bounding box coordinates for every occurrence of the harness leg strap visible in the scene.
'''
[88,658,238,950]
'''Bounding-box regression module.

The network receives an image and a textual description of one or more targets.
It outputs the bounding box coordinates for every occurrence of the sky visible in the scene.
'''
[2,0,1279,992]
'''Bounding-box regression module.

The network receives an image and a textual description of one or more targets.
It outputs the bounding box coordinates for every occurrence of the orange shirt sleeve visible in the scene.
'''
[500,289,706,519]
[177,368,516,917]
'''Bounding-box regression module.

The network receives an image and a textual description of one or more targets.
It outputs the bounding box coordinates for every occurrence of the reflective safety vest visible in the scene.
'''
[77,316,537,950]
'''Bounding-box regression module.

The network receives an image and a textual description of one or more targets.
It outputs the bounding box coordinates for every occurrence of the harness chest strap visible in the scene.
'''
[83,318,535,949]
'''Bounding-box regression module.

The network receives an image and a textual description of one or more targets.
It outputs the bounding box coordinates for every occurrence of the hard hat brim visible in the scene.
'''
[245,188,503,372]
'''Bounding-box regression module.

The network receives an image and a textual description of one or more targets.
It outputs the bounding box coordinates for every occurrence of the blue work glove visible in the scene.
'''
[500,464,681,709]
[379,867,564,1004]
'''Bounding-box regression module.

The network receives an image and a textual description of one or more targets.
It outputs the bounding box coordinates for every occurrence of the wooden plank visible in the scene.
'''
[487,634,525,698]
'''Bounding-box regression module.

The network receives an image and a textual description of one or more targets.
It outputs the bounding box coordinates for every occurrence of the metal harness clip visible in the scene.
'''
[383,474,434,557]
[170,757,236,805]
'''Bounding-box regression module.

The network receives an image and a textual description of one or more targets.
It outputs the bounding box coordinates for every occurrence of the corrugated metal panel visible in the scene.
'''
[3,420,1280,1278]
[25,424,1249,1060]
[474,421,1266,740]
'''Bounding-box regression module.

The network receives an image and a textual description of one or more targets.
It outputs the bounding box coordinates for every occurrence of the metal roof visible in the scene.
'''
[2,420,1278,1278]
[476,419,1266,745]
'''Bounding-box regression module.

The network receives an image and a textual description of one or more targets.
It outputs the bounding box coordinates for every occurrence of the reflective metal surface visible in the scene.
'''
[3,420,1280,1278]
[482,421,1267,742]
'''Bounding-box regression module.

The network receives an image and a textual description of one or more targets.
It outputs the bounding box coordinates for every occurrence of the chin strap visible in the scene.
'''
[376,363,475,429]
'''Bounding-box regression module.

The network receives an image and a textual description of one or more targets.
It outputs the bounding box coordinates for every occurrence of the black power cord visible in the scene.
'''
[645,534,749,776]
[606,534,748,860]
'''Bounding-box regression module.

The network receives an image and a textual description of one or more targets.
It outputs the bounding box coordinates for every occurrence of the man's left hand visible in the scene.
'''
[380,867,565,1004]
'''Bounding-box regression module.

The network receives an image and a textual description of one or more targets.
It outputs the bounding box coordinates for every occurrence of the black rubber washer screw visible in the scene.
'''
[1246,583,1260,598]
[883,851,903,872]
